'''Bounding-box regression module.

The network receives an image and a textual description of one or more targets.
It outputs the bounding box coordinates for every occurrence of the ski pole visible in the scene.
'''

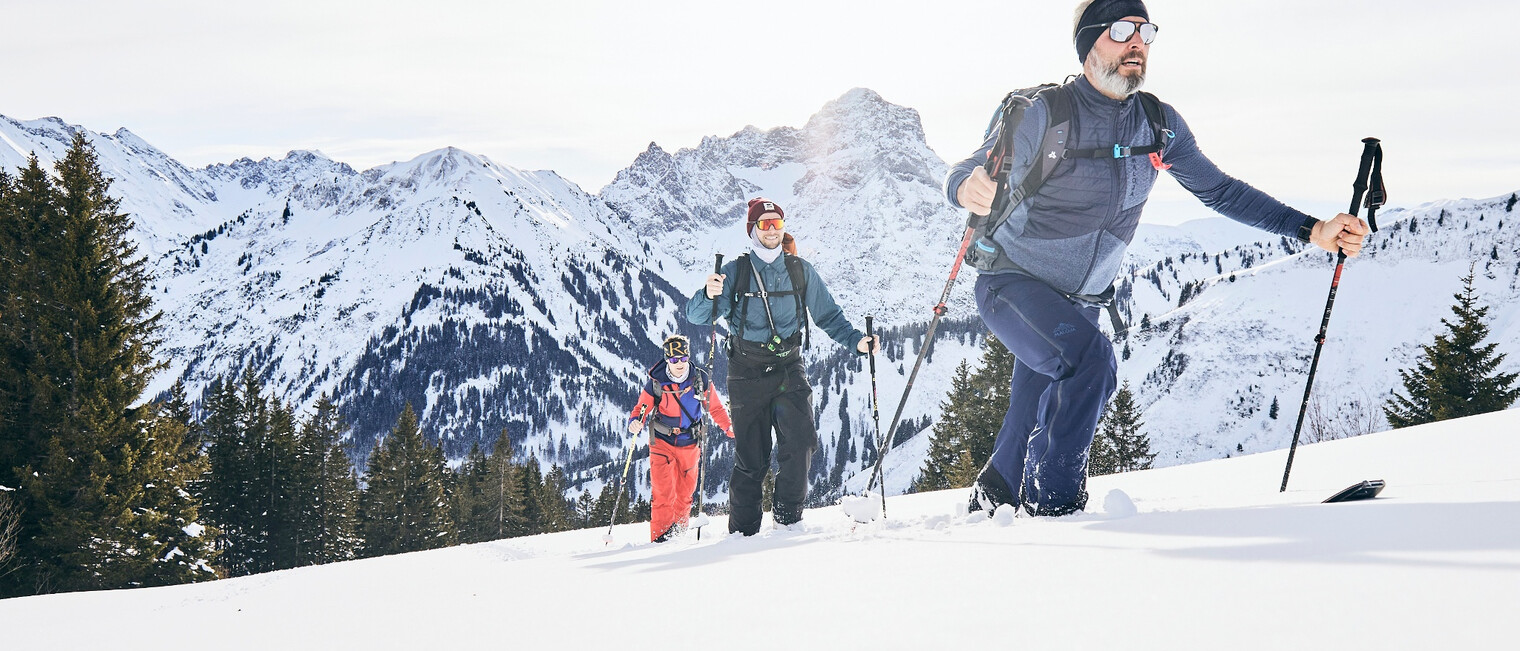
[606,404,653,543]
[863,315,886,515]
[865,228,974,500]
[695,253,723,540]
[1281,137,1384,492]
[864,95,1032,510]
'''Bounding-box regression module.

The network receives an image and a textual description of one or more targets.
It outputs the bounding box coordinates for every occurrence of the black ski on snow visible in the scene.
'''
[1322,480,1385,503]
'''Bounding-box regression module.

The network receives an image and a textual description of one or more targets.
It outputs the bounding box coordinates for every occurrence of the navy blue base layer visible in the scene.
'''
[975,272,1117,515]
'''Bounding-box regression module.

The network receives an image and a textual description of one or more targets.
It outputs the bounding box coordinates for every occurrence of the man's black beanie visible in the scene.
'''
[1074,0,1150,64]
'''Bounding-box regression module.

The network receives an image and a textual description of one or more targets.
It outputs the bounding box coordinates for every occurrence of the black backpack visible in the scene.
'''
[727,252,810,356]
[963,80,1172,272]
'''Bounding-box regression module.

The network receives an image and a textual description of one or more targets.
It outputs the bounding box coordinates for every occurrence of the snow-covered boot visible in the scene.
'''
[773,501,803,527]
[967,469,1017,517]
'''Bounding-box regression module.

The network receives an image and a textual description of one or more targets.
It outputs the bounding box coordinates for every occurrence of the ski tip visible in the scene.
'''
[1322,479,1386,503]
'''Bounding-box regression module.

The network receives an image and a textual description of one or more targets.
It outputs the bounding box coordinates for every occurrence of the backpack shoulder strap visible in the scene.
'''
[1003,83,1073,212]
[1135,91,1173,169]
[728,253,753,353]
[973,83,1066,240]
[782,254,810,350]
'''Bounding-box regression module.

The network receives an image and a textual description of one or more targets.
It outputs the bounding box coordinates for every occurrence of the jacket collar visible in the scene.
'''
[1072,74,1136,109]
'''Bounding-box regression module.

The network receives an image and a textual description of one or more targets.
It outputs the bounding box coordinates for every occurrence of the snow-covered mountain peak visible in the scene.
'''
[599,88,965,324]
[802,87,931,155]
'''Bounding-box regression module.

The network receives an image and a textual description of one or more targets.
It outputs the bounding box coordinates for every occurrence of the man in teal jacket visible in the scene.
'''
[687,198,878,535]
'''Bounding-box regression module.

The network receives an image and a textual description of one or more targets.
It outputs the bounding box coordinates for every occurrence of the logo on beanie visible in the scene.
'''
[763,202,775,212]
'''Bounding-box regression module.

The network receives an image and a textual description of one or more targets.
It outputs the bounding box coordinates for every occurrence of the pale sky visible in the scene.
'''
[3,0,1518,225]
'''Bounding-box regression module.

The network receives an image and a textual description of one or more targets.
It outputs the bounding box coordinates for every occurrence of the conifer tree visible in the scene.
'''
[572,490,596,529]
[201,369,301,575]
[1385,266,1520,428]
[451,441,493,545]
[517,455,545,535]
[913,335,1015,492]
[539,464,574,533]
[482,429,524,539]
[1091,382,1154,475]
[200,375,258,574]
[121,382,219,586]
[1087,417,1119,477]
[259,399,300,571]
[359,404,453,557]
[914,360,978,492]
[1,136,179,595]
[290,394,360,565]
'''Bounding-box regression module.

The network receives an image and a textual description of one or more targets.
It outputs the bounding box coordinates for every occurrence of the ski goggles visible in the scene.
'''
[755,217,785,231]
[666,356,690,364]
[1080,20,1159,45]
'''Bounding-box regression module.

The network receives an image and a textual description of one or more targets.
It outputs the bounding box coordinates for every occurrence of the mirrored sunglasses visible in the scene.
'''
[667,356,690,364]
[1103,20,1158,44]
[756,217,785,231]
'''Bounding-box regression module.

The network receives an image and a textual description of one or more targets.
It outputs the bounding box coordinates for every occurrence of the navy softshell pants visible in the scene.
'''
[975,272,1117,515]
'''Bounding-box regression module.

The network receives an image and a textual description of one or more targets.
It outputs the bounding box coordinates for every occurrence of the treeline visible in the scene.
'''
[195,369,650,578]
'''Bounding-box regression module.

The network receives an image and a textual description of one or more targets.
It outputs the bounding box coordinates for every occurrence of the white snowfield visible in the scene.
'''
[5,410,1516,649]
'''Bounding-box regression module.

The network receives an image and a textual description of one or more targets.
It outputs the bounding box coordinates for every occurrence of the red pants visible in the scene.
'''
[649,438,700,541]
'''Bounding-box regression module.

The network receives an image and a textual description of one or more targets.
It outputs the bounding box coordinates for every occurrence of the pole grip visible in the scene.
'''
[714,254,724,275]
[865,315,876,364]
[1347,138,1380,217]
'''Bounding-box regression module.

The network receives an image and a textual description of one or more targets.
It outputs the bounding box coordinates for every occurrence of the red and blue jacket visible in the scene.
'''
[628,361,732,447]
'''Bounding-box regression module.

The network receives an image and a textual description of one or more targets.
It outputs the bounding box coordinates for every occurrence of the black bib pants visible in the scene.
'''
[726,336,817,535]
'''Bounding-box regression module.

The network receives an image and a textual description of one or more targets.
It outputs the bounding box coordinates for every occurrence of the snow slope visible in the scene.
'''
[5,408,1515,650]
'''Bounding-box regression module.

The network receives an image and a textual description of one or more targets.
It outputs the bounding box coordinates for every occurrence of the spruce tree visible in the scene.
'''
[359,403,453,557]
[200,375,259,575]
[1385,266,1520,427]
[572,490,596,529]
[914,360,978,492]
[1,135,176,595]
[260,400,300,571]
[517,455,545,535]
[482,429,524,539]
[291,394,360,566]
[451,441,492,545]
[1091,382,1154,475]
[913,335,1015,492]
[201,369,301,575]
[118,383,219,587]
[539,464,573,533]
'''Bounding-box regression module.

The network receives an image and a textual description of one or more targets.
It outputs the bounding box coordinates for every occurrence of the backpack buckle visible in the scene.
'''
[1113,145,1131,158]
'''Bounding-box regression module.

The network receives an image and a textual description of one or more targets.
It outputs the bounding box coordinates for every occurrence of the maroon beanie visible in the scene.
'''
[745,198,784,235]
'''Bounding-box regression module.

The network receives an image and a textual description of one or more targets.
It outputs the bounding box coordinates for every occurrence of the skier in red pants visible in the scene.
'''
[628,335,733,542]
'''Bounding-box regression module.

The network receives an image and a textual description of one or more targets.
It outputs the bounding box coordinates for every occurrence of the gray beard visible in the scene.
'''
[1091,56,1146,98]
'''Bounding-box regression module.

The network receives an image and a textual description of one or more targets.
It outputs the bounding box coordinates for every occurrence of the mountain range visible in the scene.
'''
[4,91,1517,501]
